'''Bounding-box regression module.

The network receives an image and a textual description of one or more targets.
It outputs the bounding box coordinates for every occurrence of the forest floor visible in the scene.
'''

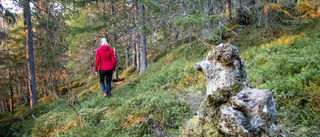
[1,23,320,137]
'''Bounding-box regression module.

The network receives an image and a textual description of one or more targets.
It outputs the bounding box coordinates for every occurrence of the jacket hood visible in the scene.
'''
[99,45,110,51]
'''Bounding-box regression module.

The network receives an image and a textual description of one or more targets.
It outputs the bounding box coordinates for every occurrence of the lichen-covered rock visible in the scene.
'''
[194,43,248,96]
[182,43,286,137]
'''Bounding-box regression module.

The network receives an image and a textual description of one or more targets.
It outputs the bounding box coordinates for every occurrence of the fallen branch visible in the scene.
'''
[64,70,85,129]
[196,36,215,48]
[68,89,85,129]
[72,90,81,107]
[233,1,252,14]
[219,22,239,37]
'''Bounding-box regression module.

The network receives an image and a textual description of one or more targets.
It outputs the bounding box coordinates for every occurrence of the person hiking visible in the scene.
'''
[95,38,116,98]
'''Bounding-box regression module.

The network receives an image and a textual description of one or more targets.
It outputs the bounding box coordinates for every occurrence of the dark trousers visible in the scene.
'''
[99,69,113,94]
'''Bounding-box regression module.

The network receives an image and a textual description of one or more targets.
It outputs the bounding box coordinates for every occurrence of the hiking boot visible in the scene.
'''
[107,93,111,98]
[104,92,107,97]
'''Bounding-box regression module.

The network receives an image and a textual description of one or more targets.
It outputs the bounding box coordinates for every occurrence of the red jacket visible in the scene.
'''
[95,45,116,72]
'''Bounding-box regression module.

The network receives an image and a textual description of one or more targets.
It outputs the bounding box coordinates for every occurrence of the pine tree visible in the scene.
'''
[23,0,37,108]
[138,2,147,73]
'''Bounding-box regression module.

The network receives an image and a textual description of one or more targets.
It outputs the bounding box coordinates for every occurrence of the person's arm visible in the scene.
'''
[111,49,116,69]
[94,50,100,73]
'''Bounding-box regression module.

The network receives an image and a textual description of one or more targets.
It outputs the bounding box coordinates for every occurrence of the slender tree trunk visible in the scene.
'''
[48,73,59,98]
[113,47,119,80]
[132,38,136,67]
[138,2,147,73]
[132,9,137,68]
[39,77,47,97]
[202,0,214,40]
[3,9,14,114]
[172,27,179,47]
[9,86,14,114]
[16,73,37,120]
[237,0,245,24]
[270,0,277,3]
[226,0,232,22]
[111,0,119,80]
[125,43,130,68]
[24,77,31,105]
[136,35,140,73]
[5,98,9,112]
[2,98,5,112]
[23,0,37,108]
[44,76,52,96]
[51,75,60,98]
[1,98,5,112]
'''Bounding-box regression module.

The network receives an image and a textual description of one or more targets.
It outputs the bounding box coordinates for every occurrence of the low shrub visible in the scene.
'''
[32,112,78,137]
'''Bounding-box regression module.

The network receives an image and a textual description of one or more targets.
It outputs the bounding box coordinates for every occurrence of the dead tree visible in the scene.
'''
[182,43,286,137]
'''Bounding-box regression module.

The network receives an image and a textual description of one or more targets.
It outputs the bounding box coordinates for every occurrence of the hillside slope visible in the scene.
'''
[1,24,320,137]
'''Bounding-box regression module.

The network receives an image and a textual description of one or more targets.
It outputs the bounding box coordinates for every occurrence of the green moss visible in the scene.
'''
[180,116,223,137]
[3,22,320,137]
[32,112,78,137]
[231,83,242,93]
[0,112,13,123]
[119,66,136,79]
[78,107,108,126]
[78,89,97,102]
[198,83,243,118]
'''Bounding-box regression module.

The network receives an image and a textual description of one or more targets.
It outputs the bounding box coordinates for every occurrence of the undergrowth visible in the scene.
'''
[241,23,320,136]
[1,23,320,136]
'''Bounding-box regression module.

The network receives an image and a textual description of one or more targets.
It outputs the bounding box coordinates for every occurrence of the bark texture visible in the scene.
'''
[201,0,214,40]
[111,0,119,80]
[226,0,232,21]
[125,43,130,68]
[138,2,147,73]
[182,43,286,137]
[23,0,38,108]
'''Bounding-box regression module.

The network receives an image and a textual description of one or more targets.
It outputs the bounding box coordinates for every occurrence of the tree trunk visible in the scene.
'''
[202,0,214,40]
[111,0,119,80]
[136,36,140,73]
[9,86,14,114]
[138,2,147,73]
[132,38,137,67]
[172,27,179,47]
[1,98,5,112]
[132,8,137,68]
[270,0,277,3]
[187,43,286,137]
[113,48,119,80]
[16,74,37,120]
[237,0,248,25]
[5,98,10,112]
[4,8,14,114]
[39,77,47,97]
[23,0,38,108]
[48,73,59,98]
[226,0,232,22]
[125,43,130,68]
[52,78,60,98]
[44,76,52,96]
